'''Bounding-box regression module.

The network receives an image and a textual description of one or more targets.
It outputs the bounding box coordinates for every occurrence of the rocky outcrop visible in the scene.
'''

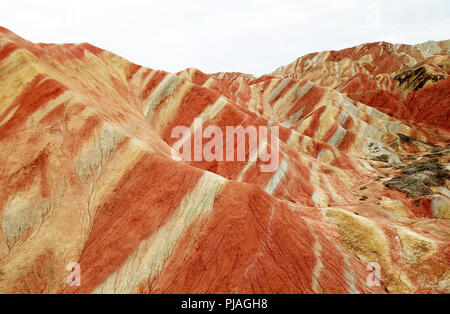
[0,27,449,294]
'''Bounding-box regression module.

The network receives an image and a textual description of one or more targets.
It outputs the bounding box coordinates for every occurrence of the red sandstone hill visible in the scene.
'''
[0,27,449,294]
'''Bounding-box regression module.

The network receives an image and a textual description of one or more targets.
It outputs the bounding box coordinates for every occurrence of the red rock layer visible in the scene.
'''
[0,27,449,294]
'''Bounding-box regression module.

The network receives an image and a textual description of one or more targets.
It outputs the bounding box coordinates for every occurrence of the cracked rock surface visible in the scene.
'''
[0,27,449,294]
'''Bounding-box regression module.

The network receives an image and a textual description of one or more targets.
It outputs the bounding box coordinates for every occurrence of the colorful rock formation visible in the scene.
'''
[0,27,448,294]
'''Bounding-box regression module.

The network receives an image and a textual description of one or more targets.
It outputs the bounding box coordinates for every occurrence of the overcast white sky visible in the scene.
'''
[2,0,449,75]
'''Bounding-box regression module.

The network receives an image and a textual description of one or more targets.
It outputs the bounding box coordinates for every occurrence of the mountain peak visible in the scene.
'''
[0,28,449,294]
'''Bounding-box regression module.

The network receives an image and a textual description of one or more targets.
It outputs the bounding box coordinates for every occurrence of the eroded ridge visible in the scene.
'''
[0,27,449,293]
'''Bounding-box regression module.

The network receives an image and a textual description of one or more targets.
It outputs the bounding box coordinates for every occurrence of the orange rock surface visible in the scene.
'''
[0,27,449,294]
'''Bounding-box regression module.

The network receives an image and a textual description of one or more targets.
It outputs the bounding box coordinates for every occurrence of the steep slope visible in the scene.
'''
[270,40,450,132]
[0,27,449,294]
